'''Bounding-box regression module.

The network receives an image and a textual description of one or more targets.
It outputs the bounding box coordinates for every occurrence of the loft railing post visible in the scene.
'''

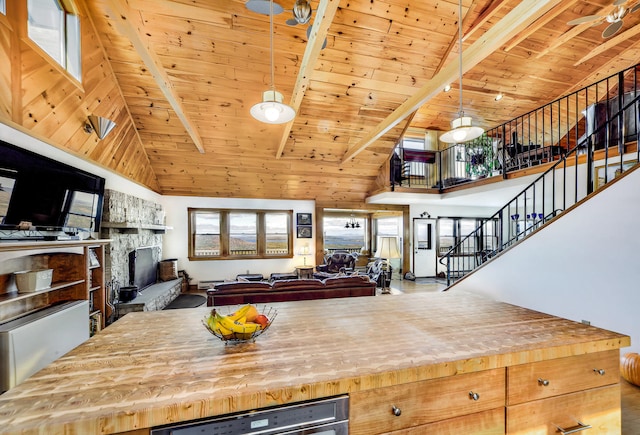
[586,136,594,195]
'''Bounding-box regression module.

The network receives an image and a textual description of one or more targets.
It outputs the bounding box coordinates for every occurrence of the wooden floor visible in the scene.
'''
[194,277,640,433]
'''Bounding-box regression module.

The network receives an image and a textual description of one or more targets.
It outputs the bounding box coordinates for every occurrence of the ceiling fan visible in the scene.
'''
[245,0,327,48]
[245,0,313,26]
[567,0,640,38]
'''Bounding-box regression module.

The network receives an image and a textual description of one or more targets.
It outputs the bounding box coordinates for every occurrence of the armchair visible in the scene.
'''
[316,251,358,274]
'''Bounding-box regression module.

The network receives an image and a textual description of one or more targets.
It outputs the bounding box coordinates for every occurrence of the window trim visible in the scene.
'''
[25,0,82,87]
[188,208,293,261]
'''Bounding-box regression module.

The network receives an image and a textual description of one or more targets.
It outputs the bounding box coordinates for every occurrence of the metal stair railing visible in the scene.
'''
[391,63,640,193]
[439,91,640,286]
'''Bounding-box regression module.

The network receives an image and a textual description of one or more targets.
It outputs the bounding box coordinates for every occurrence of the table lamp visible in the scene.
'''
[300,244,311,266]
[374,236,401,294]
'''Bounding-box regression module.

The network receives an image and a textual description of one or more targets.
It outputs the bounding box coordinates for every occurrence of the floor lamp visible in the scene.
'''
[375,236,401,294]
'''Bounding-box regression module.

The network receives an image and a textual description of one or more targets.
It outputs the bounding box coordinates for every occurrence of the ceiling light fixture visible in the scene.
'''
[345,214,360,229]
[444,84,451,92]
[439,0,484,144]
[250,0,296,124]
[495,93,503,101]
[84,115,117,140]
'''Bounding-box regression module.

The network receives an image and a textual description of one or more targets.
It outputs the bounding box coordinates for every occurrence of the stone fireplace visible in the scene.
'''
[100,189,166,298]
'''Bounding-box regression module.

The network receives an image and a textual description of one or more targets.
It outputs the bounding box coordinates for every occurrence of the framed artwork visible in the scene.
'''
[297,213,312,226]
[594,160,635,189]
[297,226,312,238]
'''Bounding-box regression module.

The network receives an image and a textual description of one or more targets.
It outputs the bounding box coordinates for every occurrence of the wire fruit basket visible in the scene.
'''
[202,305,277,344]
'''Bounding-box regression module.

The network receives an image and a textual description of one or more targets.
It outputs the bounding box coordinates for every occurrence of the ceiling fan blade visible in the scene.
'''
[245,0,284,15]
[286,18,299,26]
[602,19,624,38]
[567,14,602,25]
[630,2,640,13]
[306,26,327,49]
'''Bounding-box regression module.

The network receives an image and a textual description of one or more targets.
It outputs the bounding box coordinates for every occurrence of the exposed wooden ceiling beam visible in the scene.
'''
[275,0,340,158]
[574,24,640,66]
[342,0,563,163]
[433,2,481,77]
[503,0,578,52]
[103,0,205,153]
[462,0,509,43]
[535,2,616,59]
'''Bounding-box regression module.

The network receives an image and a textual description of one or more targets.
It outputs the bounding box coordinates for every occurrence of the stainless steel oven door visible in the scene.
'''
[151,395,349,435]
[275,420,348,435]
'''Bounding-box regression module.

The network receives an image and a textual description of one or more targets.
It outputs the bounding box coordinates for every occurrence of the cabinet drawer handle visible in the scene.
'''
[593,368,605,375]
[391,405,401,416]
[538,378,550,386]
[554,421,592,434]
[468,391,480,401]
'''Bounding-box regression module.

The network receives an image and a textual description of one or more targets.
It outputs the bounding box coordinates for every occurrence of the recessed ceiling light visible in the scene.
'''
[444,84,451,92]
[495,93,503,101]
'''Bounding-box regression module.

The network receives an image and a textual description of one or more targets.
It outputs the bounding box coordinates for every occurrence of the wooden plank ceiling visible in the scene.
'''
[84,0,640,203]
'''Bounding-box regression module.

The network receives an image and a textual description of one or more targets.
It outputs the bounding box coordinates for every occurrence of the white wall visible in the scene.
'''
[0,123,162,204]
[453,167,640,353]
[160,196,315,282]
[1,123,313,283]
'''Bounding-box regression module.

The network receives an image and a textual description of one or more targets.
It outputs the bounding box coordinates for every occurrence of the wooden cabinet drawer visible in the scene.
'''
[507,383,621,434]
[385,408,505,435]
[349,368,505,435]
[507,350,619,405]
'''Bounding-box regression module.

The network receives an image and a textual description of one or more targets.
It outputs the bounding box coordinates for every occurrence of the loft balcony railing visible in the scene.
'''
[390,63,640,193]
[435,64,640,285]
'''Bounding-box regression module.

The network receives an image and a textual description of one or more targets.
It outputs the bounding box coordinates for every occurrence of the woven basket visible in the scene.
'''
[159,259,178,281]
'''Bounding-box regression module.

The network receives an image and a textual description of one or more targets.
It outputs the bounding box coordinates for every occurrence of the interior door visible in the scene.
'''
[413,218,436,277]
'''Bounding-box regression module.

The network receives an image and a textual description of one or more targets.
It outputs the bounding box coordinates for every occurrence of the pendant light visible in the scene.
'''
[250,0,296,124]
[439,0,484,143]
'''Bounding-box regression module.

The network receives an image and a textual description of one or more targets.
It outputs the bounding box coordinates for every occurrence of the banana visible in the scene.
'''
[226,304,253,322]
[206,306,263,340]
[217,313,262,335]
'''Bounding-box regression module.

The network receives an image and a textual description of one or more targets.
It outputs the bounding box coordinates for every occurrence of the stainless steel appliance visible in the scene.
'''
[151,395,348,435]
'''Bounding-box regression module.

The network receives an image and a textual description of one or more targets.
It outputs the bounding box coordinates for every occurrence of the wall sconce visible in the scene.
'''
[84,115,117,140]
[419,211,431,218]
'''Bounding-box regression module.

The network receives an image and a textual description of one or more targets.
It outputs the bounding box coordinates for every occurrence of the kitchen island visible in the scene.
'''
[0,291,630,434]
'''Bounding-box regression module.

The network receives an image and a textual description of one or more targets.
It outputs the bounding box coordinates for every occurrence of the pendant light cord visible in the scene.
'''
[270,0,275,91]
[458,0,463,118]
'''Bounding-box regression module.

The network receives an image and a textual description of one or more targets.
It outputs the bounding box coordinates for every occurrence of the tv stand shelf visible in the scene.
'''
[0,240,111,332]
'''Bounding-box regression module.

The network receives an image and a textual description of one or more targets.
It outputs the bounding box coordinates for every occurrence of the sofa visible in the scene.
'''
[316,251,358,273]
[206,275,376,306]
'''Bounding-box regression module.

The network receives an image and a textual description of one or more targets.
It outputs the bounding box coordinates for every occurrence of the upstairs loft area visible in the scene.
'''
[0,141,105,242]
[391,63,639,192]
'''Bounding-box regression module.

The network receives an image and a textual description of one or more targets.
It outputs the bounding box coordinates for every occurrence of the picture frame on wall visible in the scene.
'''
[296,213,312,226]
[297,226,312,238]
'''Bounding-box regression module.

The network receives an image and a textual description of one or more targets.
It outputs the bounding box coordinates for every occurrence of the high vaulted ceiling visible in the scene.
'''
[82,0,640,204]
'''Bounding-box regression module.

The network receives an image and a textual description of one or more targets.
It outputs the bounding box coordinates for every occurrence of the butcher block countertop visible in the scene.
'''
[0,291,630,434]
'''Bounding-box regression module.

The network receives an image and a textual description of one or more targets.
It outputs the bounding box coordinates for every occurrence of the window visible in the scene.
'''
[27,0,81,81]
[323,215,366,254]
[0,1,5,15]
[437,217,490,255]
[189,208,292,260]
[374,216,401,252]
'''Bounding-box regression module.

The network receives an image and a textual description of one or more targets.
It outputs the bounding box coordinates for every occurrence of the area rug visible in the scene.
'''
[163,294,206,310]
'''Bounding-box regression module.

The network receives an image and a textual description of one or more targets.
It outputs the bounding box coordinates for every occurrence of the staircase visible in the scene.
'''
[439,66,640,286]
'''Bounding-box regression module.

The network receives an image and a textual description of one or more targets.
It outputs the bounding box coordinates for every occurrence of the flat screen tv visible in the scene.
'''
[0,140,105,232]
